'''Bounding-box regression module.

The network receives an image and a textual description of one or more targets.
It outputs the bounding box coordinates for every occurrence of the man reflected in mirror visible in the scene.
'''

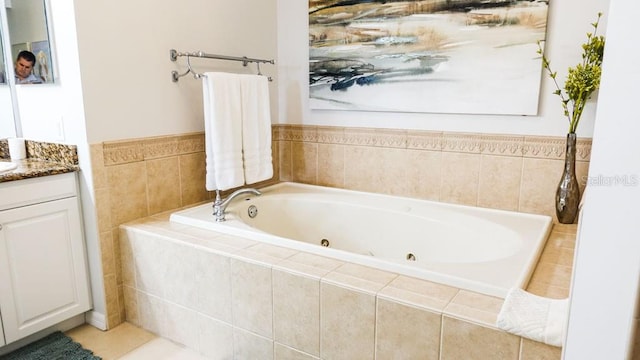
[14,50,42,84]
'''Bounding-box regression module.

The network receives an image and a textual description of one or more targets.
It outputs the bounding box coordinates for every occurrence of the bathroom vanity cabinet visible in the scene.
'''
[0,172,91,345]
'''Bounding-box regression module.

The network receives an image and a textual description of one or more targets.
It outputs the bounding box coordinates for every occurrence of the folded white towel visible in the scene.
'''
[496,288,568,347]
[203,72,245,191]
[239,74,273,184]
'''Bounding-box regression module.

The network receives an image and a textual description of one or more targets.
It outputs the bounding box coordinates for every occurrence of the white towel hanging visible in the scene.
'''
[202,72,245,191]
[239,74,273,184]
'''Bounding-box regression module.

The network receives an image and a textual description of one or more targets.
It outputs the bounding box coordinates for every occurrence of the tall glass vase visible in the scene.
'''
[555,132,581,224]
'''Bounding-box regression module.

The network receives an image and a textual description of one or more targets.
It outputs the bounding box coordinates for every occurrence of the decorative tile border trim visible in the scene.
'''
[407,131,443,151]
[103,140,144,166]
[480,135,524,157]
[103,133,205,166]
[274,125,593,161]
[99,126,592,166]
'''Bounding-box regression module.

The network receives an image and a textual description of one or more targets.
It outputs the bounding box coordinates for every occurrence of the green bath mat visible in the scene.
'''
[0,331,101,360]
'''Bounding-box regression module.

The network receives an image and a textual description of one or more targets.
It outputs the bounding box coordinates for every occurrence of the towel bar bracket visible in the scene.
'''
[170,48,274,82]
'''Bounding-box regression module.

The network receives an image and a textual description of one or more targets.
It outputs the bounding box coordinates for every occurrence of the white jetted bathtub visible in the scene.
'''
[170,182,552,298]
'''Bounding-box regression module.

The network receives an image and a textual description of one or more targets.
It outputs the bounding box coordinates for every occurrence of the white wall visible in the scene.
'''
[277,0,609,137]
[73,0,277,144]
[564,0,640,357]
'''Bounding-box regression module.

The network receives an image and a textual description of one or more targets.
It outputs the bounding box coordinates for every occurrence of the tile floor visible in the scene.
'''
[65,322,209,360]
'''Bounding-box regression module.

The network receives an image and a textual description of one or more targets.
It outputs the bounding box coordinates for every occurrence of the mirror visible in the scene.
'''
[6,0,54,84]
[0,0,15,137]
[0,0,55,138]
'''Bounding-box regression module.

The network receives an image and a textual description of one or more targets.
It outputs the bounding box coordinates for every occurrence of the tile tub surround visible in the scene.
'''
[274,125,592,221]
[90,126,589,329]
[90,133,279,329]
[119,213,574,359]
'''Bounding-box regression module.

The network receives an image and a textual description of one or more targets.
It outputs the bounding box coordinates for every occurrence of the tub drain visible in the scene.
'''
[247,205,258,218]
[406,253,416,261]
[321,239,330,247]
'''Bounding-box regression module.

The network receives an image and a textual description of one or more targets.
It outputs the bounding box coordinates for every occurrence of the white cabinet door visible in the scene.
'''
[0,197,91,344]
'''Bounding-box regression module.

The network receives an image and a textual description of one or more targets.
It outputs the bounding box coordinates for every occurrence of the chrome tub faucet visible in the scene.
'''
[213,188,261,222]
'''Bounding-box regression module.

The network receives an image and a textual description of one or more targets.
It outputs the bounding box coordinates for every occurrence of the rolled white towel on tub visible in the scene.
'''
[496,287,568,347]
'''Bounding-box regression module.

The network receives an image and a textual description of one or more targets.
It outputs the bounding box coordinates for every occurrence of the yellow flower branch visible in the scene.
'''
[537,13,605,134]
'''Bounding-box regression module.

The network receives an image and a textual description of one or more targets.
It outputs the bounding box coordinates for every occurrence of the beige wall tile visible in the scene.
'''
[164,242,199,309]
[440,152,480,206]
[405,149,442,201]
[231,259,273,337]
[278,140,292,181]
[274,252,343,280]
[104,274,121,329]
[317,143,345,188]
[320,282,375,359]
[122,285,139,326]
[323,263,397,295]
[378,275,458,313]
[136,290,167,337]
[292,141,317,184]
[271,140,280,181]
[376,298,441,359]
[520,338,562,360]
[381,148,415,196]
[444,290,504,327]
[273,270,320,356]
[90,143,108,190]
[441,316,520,360]
[118,286,126,323]
[112,229,123,285]
[275,343,319,360]
[95,187,112,233]
[132,230,170,298]
[146,157,182,215]
[233,327,274,360]
[99,231,116,277]
[344,146,411,196]
[527,262,573,293]
[478,155,523,211]
[344,146,381,193]
[119,229,135,288]
[164,302,200,351]
[195,250,233,323]
[525,282,570,300]
[107,161,148,226]
[179,152,209,206]
[519,158,563,218]
[197,314,234,360]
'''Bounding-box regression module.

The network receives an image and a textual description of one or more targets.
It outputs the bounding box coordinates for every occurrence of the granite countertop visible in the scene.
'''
[0,158,79,183]
[0,139,79,183]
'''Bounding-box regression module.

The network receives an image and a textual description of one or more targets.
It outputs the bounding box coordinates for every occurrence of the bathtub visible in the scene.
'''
[170,182,552,298]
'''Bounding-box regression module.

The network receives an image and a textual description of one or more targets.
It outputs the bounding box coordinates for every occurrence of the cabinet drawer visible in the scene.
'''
[0,173,77,211]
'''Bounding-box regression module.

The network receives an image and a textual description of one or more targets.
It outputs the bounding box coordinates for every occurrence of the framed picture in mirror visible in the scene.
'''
[30,40,52,83]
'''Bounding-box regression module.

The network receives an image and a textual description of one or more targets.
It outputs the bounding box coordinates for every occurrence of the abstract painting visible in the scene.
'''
[309,0,549,115]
